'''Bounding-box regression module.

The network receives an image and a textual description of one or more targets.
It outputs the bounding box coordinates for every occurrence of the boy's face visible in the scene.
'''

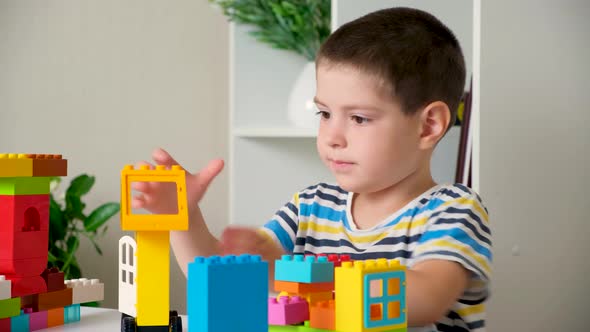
[315,63,424,193]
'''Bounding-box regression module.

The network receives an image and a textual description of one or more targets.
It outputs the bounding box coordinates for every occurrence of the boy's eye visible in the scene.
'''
[316,110,330,119]
[351,115,370,124]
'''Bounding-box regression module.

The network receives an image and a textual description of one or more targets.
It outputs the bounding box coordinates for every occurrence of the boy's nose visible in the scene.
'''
[323,123,347,149]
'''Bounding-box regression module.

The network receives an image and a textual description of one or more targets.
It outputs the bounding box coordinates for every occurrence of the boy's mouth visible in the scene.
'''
[328,158,355,171]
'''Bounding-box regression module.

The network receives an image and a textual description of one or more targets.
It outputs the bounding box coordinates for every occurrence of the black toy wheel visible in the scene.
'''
[170,315,182,332]
[121,315,136,332]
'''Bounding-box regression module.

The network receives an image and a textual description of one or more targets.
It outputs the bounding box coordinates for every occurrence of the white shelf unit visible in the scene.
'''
[229,0,472,226]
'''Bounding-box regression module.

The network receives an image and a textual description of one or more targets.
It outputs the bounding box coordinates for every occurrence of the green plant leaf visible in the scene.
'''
[84,202,120,232]
[66,174,95,197]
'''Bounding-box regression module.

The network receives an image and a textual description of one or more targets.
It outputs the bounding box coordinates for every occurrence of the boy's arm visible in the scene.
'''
[406,260,470,326]
[171,206,220,276]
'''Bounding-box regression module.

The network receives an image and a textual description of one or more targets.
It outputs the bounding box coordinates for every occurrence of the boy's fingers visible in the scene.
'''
[188,159,224,198]
[152,148,185,170]
[131,195,145,209]
[132,181,150,192]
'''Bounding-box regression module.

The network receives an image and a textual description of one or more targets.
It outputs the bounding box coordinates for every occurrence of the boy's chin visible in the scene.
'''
[335,179,369,193]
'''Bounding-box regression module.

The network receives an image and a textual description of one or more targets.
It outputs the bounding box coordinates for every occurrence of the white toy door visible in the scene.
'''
[118,235,137,317]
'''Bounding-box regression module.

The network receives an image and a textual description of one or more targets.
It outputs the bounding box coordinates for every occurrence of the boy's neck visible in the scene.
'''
[351,164,436,230]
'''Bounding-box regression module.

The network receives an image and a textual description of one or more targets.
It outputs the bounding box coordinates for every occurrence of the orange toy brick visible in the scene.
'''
[310,300,335,330]
[30,154,67,177]
[37,288,73,311]
[274,280,334,294]
[47,307,64,327]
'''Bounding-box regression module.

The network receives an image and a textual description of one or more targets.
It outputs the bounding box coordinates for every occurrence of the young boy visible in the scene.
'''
[132,7,491,332]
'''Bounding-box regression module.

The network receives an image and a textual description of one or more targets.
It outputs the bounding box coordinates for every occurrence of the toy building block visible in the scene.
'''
[46,307,64,328]
[118,236,137,317]
[274,280,334,294]
[0,153,67,177]
[310,300,335,330]
[0,297,20,319]
[5,276,47,298]
[28,310,48,331]
[268,296,310,326]
[0,317,9,331]
[64,304,80,324]
[134,230,170,327]
[0,276,10,300]
[275,255,334,283]
[0,177,51,195]
[321,254,352,268]
[335,259,407,332]
[65,278,104,304]
[277,290,333,306]
[41,267,65,292]
[120,165,188,231]
[31,154,67,177]
[11,310,30,332]
[37,287,73,311]
[0,194,49,232]
[188,254,268,332]
[0,154,33,177]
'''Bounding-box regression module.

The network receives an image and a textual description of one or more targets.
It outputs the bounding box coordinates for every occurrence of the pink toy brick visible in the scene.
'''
[28,310,48,331]
[268,296,309,325]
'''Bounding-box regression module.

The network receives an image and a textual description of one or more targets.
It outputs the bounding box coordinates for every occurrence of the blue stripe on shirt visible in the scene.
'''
[264,220,294,252]
[419,228,492,261]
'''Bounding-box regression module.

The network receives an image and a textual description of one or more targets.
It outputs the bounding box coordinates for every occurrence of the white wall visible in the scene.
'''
[480,0,590,330]
[0,1,229,313]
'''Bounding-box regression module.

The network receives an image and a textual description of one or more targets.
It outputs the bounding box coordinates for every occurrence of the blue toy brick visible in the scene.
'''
[64,304,80,324]
[11,310,29,332]
[275,255,334,283]
[188,254,269,332]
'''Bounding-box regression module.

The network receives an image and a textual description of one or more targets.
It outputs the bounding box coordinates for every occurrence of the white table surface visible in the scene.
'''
[39,307,188,331]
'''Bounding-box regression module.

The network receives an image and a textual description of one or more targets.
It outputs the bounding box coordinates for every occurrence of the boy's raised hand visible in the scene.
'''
[131,148,224,214]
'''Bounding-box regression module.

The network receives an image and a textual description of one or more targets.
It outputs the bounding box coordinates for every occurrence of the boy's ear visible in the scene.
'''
[418,101,451,149]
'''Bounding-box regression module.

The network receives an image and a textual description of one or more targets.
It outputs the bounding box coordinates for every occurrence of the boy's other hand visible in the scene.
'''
[131,148,224,214]
[219,226,285,260]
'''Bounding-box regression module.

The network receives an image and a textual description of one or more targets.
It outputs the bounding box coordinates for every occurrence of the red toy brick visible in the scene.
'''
[6,276,47,298]
[0,256,48,277]
[0,195,50,233]
[41,267,65,292]
[0,317,10,331]
[46,307,64,328]
[321,254,352,267]
[0,231,48,262]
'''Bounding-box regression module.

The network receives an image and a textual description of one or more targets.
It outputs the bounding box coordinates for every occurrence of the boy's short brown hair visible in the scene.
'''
[317,7,466,126]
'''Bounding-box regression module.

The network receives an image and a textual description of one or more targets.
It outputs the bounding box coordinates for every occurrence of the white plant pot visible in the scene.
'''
[287,62,318,130]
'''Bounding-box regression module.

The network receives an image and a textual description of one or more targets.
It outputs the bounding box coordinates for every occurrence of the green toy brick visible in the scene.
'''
[269,321,332,332]
[0,297,21,319]
[0,177,51,195]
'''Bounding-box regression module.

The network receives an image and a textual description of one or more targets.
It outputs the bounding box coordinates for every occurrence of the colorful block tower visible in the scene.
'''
[0,153,103,331]
[119,164,187,332]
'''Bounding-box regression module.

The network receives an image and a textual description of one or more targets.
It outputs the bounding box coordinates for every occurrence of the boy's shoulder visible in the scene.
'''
[297,182,484,205]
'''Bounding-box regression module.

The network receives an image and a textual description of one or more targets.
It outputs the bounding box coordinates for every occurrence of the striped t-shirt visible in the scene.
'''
[261,183,491,332]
